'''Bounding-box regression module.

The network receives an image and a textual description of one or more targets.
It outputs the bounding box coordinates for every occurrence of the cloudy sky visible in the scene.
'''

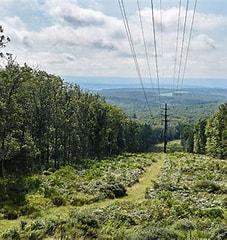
[1,0,227,82]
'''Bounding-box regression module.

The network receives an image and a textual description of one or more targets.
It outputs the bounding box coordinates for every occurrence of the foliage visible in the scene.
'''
[1,151,226,239]
[0,64,166,177]
[206,103,227,159]
[180,103,227,159]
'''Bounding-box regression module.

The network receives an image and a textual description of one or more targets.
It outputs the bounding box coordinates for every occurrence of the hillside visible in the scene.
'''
[99,88,227,123]
[0,141,226,239]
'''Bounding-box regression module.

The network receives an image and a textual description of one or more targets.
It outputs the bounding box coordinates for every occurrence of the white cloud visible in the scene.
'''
[0,0,227,79]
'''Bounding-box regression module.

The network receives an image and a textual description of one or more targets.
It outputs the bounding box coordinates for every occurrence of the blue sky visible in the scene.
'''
[1,0,227,83]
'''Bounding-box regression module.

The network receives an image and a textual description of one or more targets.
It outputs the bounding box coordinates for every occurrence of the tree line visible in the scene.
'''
[180,103,227,159]
[0,63,170,176]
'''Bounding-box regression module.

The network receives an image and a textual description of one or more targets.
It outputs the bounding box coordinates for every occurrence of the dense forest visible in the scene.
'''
[0,62,180,177]
[100,88,227,124]
[180,103,227,159]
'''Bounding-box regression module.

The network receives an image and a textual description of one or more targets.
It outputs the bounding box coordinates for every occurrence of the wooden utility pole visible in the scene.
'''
[163,103,168,153]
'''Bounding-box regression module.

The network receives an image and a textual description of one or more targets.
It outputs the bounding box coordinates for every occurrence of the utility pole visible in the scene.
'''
[163,103,168,153]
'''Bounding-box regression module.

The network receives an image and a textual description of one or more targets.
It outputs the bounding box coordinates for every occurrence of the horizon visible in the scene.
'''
[64,76,227,90]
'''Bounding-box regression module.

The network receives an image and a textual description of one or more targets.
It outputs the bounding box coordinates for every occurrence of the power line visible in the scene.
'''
[159,0,164,58]
[136,0,155,98]
[180,0,198,90]
[172,0,182,94]
[150,0,161,106]
[118,0,152,115]
[175,0,189,93]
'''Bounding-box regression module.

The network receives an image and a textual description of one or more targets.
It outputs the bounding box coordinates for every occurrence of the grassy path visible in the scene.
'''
[89,154,164,208]
[0,154,164,234]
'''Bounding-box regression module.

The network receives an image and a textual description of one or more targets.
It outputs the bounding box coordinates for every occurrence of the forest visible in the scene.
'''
[180,103,227,159]
[0,62,180,177]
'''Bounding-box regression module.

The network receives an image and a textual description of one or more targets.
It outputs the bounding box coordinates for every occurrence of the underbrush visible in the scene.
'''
[0,153,156,223]
[1,152,226,239]
[146,153,227,239]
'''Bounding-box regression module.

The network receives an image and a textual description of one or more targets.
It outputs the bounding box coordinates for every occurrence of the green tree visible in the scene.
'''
[206,103,226,159]
[194,119,207,154]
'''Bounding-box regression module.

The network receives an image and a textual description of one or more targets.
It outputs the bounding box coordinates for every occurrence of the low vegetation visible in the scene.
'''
[0,153,157,234]
[1,149,226,239]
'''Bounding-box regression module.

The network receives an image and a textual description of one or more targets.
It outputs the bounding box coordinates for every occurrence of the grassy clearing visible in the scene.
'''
[1,145,226,239]
[0,152,160,236]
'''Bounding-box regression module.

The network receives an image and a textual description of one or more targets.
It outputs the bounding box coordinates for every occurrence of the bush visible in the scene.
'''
[3,209,18,220]
[175,219,195,231]
[2,228,20,240]
[100,181,127,199]
[69,192,97,206]
[198,208,224,219]
[26,194,51,208]
[210,225,227,240]
[74,212,99,228]
[25,176,41,191]
[51,195,65,207]
[128,227,179,240]
[195,180,221,193]
[20,205,38,216]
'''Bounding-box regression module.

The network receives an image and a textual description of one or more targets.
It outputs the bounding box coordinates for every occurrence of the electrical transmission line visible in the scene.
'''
[118,0,152,116]
[159,0,164,58]
[136,0,155,98]
[150,0,161,106]
[172,0,182,94]
[175,0,189,93]
[180,0,198,90]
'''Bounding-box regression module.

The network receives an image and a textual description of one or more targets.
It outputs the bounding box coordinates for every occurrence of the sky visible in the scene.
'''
[1,0,227,84]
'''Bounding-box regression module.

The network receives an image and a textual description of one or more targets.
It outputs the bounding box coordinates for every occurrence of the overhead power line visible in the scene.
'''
[172,0,182,94]
[180,0,198,90]
[118,0,152,116]
[159,0,164,58]
[176,0,189,93]
[136,0,155,96]
[150,0,161,105]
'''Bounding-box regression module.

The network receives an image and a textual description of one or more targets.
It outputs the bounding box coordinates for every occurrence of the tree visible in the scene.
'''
[205,103,226,159]
[194,119,207,154]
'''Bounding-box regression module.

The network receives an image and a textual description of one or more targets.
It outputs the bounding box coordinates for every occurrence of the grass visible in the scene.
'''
[0,152,163,236]
[89,153,164,209]
[1,142,226,239]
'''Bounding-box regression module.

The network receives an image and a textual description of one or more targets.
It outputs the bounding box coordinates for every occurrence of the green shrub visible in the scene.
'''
[2,228,20,240]
[210,225,227,240]
[69,192,97,206]
[25,176,41,191]
[100,181,127,199]
[195,180,221,193]
[3,208,18,220]
[25,194,52,210]
[51,195,65,207]
[175,219,195,231]
[75,212,99,228]
[198,208,224,219]
[20,205,38,216]
[128,227,179,240]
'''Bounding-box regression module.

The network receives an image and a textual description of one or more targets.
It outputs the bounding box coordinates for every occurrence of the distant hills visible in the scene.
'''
[63,76,227,90]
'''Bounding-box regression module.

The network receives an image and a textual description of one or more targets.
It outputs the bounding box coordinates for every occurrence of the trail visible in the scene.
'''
[88,155,164,209]
[0,155,165,234]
